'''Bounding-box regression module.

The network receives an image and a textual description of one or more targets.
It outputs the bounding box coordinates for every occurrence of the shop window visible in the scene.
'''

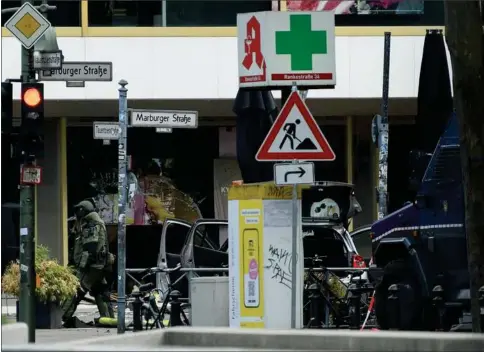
[88,1,164,27]
[313,125,346,182]
[481,0,484,23]
[166,1,272,27]
[1,130,21,274]
[388,124,418,213]
[352,119,374,227]
[1,1,81,27]
[287,0,445,26]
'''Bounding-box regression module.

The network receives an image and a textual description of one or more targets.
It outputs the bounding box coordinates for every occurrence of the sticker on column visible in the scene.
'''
[243,228,260,308]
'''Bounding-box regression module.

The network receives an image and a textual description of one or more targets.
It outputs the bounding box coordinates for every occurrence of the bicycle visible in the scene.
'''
[303,255,375,329]
[128,263,191,330]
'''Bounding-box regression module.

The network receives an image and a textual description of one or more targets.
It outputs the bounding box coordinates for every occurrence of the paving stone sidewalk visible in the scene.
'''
[1,294,165,343]
[35,327,118,343]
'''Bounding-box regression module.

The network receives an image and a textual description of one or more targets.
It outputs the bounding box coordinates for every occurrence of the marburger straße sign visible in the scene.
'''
[39,62,113,81]
[129,109,198,129]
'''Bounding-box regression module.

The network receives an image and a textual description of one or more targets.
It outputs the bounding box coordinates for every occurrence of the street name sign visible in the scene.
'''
[237,11,336,89]
[39,62,113,81]
[93,122,120,140]
[130,109,198,129]
[5,2,51,49]
[256,91,335,161]
[274,162,314,186]
[156,127,173,133]
[33,50,62,69]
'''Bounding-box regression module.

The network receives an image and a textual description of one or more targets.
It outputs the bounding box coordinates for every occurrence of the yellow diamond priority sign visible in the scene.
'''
[15,12,41,39]
[5,2,51,49]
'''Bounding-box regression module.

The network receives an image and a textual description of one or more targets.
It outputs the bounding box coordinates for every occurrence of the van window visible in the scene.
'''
[351,228,373,259]
[164,222,191,254]
[191,224,220,250]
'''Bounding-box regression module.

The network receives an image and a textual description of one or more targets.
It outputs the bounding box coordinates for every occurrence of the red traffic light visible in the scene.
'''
[23,88,42,108]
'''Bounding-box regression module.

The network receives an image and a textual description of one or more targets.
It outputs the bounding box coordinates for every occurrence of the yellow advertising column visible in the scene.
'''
[228,182,304,329]
[238,200,265,328]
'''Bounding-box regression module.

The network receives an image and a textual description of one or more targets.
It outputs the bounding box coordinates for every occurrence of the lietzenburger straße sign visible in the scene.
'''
[130,110,198,129]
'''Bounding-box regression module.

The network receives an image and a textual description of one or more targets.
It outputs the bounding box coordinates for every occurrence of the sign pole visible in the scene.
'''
[290,159,299,329]
[257,83,332,329]
[18,0,37,343]
[376,32,391,220]
[239,10,337,330]
[116,80,128,334]
[290,84,299,329]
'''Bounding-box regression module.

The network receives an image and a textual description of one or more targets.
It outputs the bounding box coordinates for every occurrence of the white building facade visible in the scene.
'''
[1,0,450,264]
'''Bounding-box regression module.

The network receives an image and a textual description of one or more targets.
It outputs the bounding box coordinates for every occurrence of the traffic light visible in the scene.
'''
[21,82,44,135]
[2,82,13,134]
[20,83,44,158]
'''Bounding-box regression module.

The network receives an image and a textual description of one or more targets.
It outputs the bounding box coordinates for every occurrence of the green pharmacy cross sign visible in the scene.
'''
[275,15,327,71]
[236,11,335,88]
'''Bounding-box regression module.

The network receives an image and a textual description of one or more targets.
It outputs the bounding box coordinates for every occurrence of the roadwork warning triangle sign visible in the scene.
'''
[256,91,336,161]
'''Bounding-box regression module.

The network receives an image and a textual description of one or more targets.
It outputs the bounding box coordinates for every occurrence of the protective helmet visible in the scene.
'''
[73,199,96,217]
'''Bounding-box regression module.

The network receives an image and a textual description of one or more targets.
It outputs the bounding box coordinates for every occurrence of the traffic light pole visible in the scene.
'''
[19,0,37,342]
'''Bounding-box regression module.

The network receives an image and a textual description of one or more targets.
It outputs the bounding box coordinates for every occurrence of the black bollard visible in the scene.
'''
[388,284,401,330]
[432,285,445,331]
[169,290,183,327]
[348,283,361,329]
[479,285,484,331]
[131,292,143,331]
[307,283,323,328]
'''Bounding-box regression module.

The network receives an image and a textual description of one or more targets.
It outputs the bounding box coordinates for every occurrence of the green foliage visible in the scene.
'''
[36,244,50,263]
[1,245,79,303]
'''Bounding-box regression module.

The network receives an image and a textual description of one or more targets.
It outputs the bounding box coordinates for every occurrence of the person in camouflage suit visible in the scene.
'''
[62,199,115,326]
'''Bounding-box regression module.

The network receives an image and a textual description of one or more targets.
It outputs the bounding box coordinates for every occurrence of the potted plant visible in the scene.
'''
[1,245,79,329]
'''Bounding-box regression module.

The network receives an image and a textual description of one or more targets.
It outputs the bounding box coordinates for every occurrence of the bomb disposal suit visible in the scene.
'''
[62,200,114,324]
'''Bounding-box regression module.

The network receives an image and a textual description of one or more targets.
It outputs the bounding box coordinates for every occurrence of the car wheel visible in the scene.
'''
[374,259,423,330]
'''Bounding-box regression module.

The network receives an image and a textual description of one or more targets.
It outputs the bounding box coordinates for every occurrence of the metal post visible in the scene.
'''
[19,167,36,343]
[290,83,299,329]
[161,1,167,27]
[18,0,37,342]
[377,32,391,220]
[291,169,298,329]
[116,79,128,334]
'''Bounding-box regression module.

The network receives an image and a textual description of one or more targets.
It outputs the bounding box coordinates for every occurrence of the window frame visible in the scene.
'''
[82,0,444,31]
[1,1,447,40]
